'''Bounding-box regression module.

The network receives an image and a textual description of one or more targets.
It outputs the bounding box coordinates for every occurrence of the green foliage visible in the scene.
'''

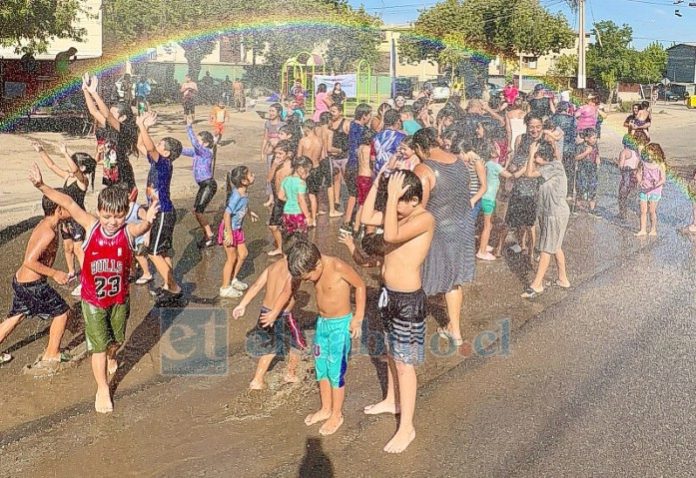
[0,0,89,54]
[399,0,575,65]
[630,42,667,85]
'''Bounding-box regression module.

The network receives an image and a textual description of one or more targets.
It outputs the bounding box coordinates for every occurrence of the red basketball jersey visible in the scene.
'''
[81,223,133,307]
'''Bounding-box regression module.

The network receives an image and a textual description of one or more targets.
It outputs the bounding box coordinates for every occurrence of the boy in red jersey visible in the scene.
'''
[29,163,158,413]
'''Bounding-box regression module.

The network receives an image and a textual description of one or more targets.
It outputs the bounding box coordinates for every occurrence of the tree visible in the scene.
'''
[630,42,667,85]
[586,20,633,97]
[0,0,88,54]
[399,0,575,65]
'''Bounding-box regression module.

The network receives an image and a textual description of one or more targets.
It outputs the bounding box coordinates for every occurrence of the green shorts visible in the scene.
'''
[313,312,352,389]
[82,299,130,353]
[481,198,496,215]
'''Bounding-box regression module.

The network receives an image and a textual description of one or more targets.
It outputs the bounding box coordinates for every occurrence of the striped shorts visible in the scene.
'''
[379,287,427,365]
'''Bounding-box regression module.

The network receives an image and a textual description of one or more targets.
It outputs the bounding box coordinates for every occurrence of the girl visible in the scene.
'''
[617,132,646,219]
[34,142,96,295]
[635,143,667,237]
[312,83,332,122]
[396,136,420,171]
[455,137,487,220]
[370,102,392,133]
[267,140,295,256]
[219,166,258,298]
[279,156,313,235]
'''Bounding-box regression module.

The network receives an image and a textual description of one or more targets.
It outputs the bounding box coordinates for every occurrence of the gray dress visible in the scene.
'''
[537,161,570,253]
[421,159,476,296]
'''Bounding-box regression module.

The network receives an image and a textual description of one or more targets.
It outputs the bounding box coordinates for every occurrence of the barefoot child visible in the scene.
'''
[635,143,666,237]
[287,241,366,436]
[267,141,294,256]
[209,99,229,144]
[29,164,157,412]
[617,132,644,220]
[299,120,330,225]
[352,128,375,235]
[279,156,313,234]
[362,170,434,454]
[219,165,258,298]
[0,180,72,366]
[232,234,307,389]
[575,128,600,215]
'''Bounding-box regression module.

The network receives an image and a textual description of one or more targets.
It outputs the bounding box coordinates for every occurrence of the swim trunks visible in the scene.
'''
[379,287,426,365]
[194,178,217,213]
[356,175,372,206]
[82,299,129,353]
[8,277,69,319]
[245,306,306,357]
[307,158,333,195]
[313,313,352,388]
[282,213,308,235]
[269,198,286,227]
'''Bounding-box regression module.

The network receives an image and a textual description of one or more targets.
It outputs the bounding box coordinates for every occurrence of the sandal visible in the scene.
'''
[135,275,153,285]
[0,352,12,365]
[521,286,544,299]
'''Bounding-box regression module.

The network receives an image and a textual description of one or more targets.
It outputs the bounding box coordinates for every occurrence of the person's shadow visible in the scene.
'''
[298,437,334,477]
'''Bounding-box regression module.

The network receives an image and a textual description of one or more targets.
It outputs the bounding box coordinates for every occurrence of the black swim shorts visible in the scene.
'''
[8,277,69,319]
[306,158,333,195]
[150,210,177,256]
[194,178,218,213]
[379,287,427,365]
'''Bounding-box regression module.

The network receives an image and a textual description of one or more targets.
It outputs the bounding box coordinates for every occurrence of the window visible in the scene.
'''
[522,56,538,69]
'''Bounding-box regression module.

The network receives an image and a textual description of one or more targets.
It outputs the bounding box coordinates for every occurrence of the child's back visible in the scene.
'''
[262,259,294,311]
[299,132,323,167]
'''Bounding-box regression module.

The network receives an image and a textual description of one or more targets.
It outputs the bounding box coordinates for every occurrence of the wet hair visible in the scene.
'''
[582,128,597,138]
[282,232,307,255]
[646,143,666,163]
[524,112,544,126]
[641,101,650,109]
[453,137,476,155]
[361,233,385,257]
[400,105,414,116]
[318,111,331,125]
[109,102,139,157]
[97,185,130,215]
[227,165,250,190]
[269,103,283,115]
[377,102,391,117]
[383,108,401,127]
[441,129,459,150]
[397,169,423,203]
[42,187,66,216]
[72,152,96,175]
[292,155,313,173]
[401,135,415,150]
[632,130,649,146]
[534,142,556,162]
[161,137,183,161]
[287,240,322,278]
[302,119,316,131]
[413,98,428,116]
[354,103,372,121]
[197,130,214,148]
[317,83,327,93]
[274,139,295,158]
[412,127,439,152]
[360,128,374,146]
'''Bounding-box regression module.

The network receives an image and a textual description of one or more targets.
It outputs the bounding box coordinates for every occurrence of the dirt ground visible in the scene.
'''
[0,101,695,477]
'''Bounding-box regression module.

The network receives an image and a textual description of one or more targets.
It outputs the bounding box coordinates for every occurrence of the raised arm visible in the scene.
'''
[414,163,434,208]
[126,198,158,238]
[29,163,96,231]
[85,74,121,131]
[383,172,434,244]
[360,175,384,227]
[136,111,160,160]
[59,144,88,188]
[33,142,69,180]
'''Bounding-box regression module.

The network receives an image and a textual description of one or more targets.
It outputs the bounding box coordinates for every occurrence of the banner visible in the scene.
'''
[313,74,357,98]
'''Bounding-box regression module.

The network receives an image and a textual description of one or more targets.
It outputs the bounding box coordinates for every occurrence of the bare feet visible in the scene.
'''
[267,248,283,257]
[329,211,343,218]
[319,415,344,436]
[384,428,416,454]
[283,373,299,384]
[317,210,327,216]
[107,358,118,375]
[363,399,399,415]
[263,199,273,208]
[249,379,266,390]
[634,230,647,236]
[649,229,657,236]
[304,409,332,426]
[95,388,113,413]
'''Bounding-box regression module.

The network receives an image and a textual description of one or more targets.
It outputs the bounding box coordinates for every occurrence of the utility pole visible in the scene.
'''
[577,0,586,90]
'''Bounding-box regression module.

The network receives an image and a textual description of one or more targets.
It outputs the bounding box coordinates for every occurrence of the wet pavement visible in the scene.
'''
[1,107,696,477]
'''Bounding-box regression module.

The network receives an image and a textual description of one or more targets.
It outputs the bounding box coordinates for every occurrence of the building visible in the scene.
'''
[666,43,696,84]
[377,26,440,82]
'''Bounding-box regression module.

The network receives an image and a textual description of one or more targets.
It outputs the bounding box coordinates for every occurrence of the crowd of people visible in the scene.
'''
[0,74,675,455]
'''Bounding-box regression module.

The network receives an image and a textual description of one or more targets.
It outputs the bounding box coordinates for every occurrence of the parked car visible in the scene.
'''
[657,88,682,102]
[392,77,414,99]
[424,79,451,101]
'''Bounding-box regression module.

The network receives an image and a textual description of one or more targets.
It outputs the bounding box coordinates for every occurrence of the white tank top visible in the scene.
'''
[509,117,525,149]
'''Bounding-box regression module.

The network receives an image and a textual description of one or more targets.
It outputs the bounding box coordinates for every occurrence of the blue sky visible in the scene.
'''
[348,0,696,50]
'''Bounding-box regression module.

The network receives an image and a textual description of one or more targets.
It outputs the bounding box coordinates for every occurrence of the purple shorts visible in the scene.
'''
[282,213,308,235]
[217,222,245,247]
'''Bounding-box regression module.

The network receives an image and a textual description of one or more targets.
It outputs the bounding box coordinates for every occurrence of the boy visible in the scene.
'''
[287,241,366,436]
[361,170,434,454]
[136,111,184,306]
[298,119,331,225]
[352,128,375,235]
[209,99,229,144]
[0,187,72,367]
[261,103,286,207]
[341,103,372,235]
[575,128,600,215]
[232,234,307,389]
[29,163,158,413]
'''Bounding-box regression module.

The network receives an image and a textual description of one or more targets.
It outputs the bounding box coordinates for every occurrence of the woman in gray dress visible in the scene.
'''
[413,128,476,345]
[521,141,571,298]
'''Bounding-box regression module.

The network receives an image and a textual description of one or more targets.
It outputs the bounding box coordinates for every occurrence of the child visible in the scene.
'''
[0,179,72,367]
[474,142,514,261]
[260,103,285,208]
[635,143,667,237]
[361,170,434,454]
[232,234,307,389]
[268,141,295,256]
[34,142,96,289]
[29,164,157,412]
[209,99,229,144]
[279,156,313,234]
[456,138,487,219]
[617,133,643,219]
[182,116,217,247]
[575,128,600,216]
[220,166,258,298]
[136,111,184,306]
[352,128,375,235]
[287,241,365,436]
[395,136,420,171]
[298,120,330,225]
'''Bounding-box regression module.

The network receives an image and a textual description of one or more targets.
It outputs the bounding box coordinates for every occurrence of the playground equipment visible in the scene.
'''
[280,52,325,113]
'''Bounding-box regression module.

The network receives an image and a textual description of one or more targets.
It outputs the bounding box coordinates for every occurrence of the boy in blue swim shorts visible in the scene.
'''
[288,240,365,436]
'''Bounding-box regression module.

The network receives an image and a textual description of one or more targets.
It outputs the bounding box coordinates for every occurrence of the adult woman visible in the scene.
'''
[312,83,332,122]
[414,128,475,345]
[505,97,526,164]
[629,101,652,140]
[528,84,555,119]
[623,103,640,135]
[330,82,346,109]
[393,95,406,113]
[575,95,599,135]
[521,141,570,298]
[370,102,392,132]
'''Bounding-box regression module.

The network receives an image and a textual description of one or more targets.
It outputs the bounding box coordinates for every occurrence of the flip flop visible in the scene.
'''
[0,353,12,365]
[544,280,571,289]
[521,286,544,299]
[135,275,153,285]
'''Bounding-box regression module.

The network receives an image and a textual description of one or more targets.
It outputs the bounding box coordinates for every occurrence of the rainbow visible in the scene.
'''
[1,18,689,202]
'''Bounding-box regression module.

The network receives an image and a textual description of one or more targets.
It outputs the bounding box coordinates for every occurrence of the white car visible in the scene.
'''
[425,80,451,101]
